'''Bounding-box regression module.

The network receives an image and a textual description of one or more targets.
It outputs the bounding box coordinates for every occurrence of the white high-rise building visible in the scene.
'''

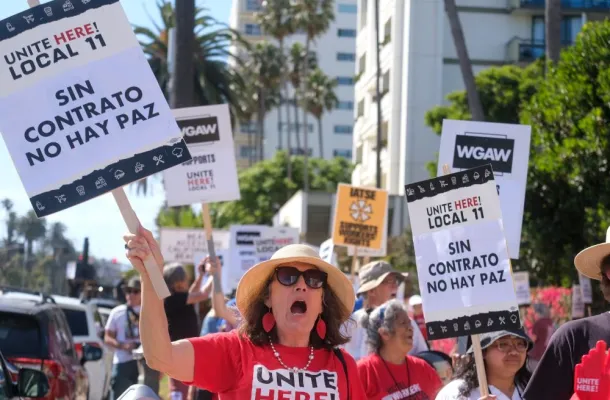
[352,0,596,200]
[228,0,359,169]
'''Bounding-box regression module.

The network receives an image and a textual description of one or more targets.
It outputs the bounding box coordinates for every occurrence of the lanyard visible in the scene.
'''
[379,354,411,394]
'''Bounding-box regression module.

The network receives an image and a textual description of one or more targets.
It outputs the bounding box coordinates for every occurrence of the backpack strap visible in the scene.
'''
[333,348,350,400]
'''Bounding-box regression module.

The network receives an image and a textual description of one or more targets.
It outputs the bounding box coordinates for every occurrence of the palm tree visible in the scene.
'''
[545,0,562,66]
[302,68,338,158]
[44,222,74,294]
[288,42,318,153]
[133,0,248,193]
[257,0,296,156]
[1,199,17,246]
[16,210,46,258]
[293,0,334,191]
[444,0,484,121]
[246,41,283,162]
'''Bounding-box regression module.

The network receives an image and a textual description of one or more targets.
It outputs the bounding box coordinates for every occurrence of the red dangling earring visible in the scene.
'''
[316,315,327,340]
[262,308,276,333]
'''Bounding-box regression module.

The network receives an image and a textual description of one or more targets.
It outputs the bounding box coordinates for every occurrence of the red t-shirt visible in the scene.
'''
[187,330,366,399]
[357,353,442,400]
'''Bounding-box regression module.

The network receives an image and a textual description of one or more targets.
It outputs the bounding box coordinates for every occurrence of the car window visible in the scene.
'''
[0,312,42,358]
[61,308,89,337]
[52,311,77,360]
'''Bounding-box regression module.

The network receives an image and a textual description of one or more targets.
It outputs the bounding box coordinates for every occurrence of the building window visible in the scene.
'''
[357,99,364,118]
[246,0,262,11]
[531,15,583,50]
[338,3,357,13]
[245,23,262,36]
[334,149,352,158]
[359,53,366,74]
[334,125,353,134]
[240,122,257,134]
[290,148,313,156]
[383,18,391,44]
[359,0,367,30]
[336,76,354,85]
[278,122,314,133]
[337,28,357,38]
[337,52,355,61]
[337,101,354,110]
[240,146,257,158]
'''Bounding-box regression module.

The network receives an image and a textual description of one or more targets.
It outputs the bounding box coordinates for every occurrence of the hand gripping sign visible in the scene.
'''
[570,341,610,400]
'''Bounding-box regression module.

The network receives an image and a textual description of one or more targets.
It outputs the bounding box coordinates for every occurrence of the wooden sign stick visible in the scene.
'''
[201,203,221,288]
[350,246,359,283]
[442,163,489,397]
[23,0,171,299]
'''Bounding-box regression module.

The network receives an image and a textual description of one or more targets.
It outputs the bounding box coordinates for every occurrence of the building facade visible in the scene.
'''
[228,0,359,169]
[351,0,600,205]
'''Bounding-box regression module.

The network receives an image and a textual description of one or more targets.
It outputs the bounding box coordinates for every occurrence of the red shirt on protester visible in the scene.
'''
[357,353,442,400]
[187,330,366,399]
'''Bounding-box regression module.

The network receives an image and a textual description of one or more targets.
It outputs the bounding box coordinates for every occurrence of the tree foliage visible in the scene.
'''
[423,21,610,290]
[156,152,354,228]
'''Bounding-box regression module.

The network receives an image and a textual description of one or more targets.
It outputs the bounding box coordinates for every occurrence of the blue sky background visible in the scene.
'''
[0,0,231,260]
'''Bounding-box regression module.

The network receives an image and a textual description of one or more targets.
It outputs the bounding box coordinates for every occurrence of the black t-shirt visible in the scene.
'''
[523,312,610,400]
[164,292,199,341]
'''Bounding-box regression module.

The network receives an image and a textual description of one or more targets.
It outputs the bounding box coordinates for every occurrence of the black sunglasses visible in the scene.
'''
[275,266,327,289]
[125,288,140,295]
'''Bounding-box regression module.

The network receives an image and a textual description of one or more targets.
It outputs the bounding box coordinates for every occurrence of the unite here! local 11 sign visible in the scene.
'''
[0,0,190,217]
[332,184,388,251]
[163,104,240,206]
[437,120,531,259]
[405,164,521,340]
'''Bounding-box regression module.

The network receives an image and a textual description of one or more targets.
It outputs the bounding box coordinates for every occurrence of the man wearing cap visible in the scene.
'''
[105,277,146,399]
[523,229,610,400]
[344,260,428,360]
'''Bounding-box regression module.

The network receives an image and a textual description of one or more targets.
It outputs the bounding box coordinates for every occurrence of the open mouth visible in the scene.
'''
[290,300,307,315]
[390,292,397,298]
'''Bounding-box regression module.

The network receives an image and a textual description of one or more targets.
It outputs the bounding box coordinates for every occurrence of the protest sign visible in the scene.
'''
[193,249,228,291]
[163,105,240,206]
[159,228,230,264]
[405,164,520,340]
[513,271,531,305]
[227,225,300,291]
[346,203,388,257]
[0,0,190,218]
[332,184,388,251]
[437,120,531,259]
[319,239,338,266]
[255,228,299,261]
[572,284,585,318]
[579,274,593,304]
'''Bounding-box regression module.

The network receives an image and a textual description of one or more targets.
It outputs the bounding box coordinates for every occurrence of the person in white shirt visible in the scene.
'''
[435,329,532,400]
[104,277,145,400]
[343,260,428,360]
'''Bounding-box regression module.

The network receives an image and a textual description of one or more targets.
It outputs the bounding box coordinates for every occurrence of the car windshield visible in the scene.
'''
[0,312,42,358]
[61,308,89,337]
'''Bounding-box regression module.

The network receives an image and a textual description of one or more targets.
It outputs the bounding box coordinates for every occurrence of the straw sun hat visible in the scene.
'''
[574,226,610,280]
[235,244,356,322]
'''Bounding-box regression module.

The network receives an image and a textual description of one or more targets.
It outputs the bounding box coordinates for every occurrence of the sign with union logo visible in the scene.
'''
[331,183,388,251]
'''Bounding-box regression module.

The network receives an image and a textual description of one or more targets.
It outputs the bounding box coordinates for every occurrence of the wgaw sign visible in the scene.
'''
[437,120,531,259]
[179,116,220,145]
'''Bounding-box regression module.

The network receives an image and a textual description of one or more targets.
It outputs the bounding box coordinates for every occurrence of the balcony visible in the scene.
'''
[506,37,573,63]
[509,0,610,12]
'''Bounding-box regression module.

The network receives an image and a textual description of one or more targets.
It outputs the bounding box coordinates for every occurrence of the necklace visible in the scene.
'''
[268,337,315,372]
[379,354,410,392]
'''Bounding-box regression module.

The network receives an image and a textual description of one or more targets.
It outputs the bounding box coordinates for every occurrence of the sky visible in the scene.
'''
[0,0,232,261]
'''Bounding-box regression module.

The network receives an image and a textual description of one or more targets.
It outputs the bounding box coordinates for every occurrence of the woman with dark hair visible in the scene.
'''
[124,228,366,399]
[357,300,442,399]
[436,329,532,400]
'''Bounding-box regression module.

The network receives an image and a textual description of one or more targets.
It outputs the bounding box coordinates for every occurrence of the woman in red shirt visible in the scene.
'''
[124,227,366,400]
[357,300,443,399]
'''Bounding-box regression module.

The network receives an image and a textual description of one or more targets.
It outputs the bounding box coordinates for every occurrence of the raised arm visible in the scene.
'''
[124,227,195,382]
[186,260,213,305]
[207,257,239,327]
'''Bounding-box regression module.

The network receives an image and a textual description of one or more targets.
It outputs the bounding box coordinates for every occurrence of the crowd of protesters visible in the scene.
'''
[103,225,610,400]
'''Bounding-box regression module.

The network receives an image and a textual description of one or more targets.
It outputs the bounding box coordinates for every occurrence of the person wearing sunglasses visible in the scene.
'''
[104,277,144,400]
[436,329,533,400]
[124,228,367,399]
[357,300,443,399]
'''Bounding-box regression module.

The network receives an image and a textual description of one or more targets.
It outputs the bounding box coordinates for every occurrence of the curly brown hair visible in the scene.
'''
[238,276,352,349]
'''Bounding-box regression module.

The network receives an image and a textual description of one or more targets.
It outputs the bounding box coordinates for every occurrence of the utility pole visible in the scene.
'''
[170,0,196,109]
[375,0,383,189]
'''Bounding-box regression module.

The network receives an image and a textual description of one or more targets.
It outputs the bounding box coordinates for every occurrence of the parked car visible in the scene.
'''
[0,346,51,399]
[0,291,111,400]
[0,293,102,400]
